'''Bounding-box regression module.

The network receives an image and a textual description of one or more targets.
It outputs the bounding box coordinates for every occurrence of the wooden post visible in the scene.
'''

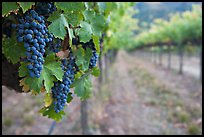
[159,46,162,66]
[104,52,109,81]
[81,100,89,135]
[98,42,103,85]
[168,45,171,69]
[200,45,202,83]
[178,43,183,75]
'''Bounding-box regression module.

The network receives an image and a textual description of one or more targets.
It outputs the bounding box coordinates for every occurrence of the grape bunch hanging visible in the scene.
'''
[10,2,100,113]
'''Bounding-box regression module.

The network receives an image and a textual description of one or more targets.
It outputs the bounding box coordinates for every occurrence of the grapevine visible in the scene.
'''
[2,2,119,121]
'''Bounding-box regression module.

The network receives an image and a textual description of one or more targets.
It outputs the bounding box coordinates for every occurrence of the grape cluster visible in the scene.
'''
[89,49,99,69]
[15,10,53,78]
[35,2,56,16]
[81,40,99,69]
[47,38,62,53]
[52,48,76,113]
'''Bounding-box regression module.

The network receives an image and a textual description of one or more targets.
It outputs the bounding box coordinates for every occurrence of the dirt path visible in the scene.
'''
[96,50,202,135]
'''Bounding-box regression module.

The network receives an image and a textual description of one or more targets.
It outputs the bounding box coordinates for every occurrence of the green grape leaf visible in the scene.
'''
[48,13,69,40]
[99,2,117,17]
[44,93,53,107]
[55,2,85,13]
[75,48,84,67]
[42,54,64,92]
[39,104,65,122]
[2,2,19,16]
[83,10,95,22]
[91,14,106,37]
[92,35,100,54]
[84,2,95,10]
[67,92,73,103]
[18,62,29,77]
[47,10,62,21]
[18,2,35,13]
[72,69,92,88]
[75,47,92,71]
[41,68,56,93]
[23,54,63,93]
[82,10,106,37]
[74,75,92,100]
[78,21,92,43]
[24,76,43,93]
[44,54,63,81]
[84,48,93,65]
[65,12,83,27]
[2,36,26,64]
[91,67,100,77]
[97,2,107,13]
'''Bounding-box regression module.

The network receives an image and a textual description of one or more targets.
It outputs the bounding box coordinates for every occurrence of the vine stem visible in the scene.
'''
[48,121,57,135]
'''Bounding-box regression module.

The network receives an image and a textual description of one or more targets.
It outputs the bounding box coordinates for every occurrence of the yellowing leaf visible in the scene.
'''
[44,93,53,107]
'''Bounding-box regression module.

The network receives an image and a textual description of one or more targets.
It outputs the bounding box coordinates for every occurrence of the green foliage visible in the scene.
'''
[2,36,26,64]
[91,67,100,77]
[39,104,66,122]
[18,62,28,77]
[18,2,35,13]
[75,47,92,71]
[48,12,70,40]
[103,2,138,53]
[21,54,63,93]
[67,92,73,103]
[79,21,93,43]
[92,35,100,54]
[130,5,202,50]
[74,75,92,100]
[55,2,85,13]
[2,2,19,16]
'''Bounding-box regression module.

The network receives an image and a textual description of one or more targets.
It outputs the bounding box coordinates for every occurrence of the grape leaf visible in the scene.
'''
[83,10,95,22]
[22,54,63,93]
[65,12,83,27]
[55,2,85,13]
[84,2,95,10]
[24,76,43,93]
[42,54,64,92]
[78,21,92,43]
[44,93,53,107]
[2,36,26,64]
[79,10,106,42]
[74,75,92,100]
[91,67,100,77]
[2,2,19,16]
[91,14,106,37]
[75,47,92,71]
[48,12,75,43]
[44,54,63,81]
[97,2,107,13]
[19,79,30,93]
[98,2,117,17]
[67,92,73,103]
[39,104,65,122]
[48,13,69,40]
[47,10,61,21]
[92,35,100,54]
[18,2,35,13]
[18,62,29,77]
